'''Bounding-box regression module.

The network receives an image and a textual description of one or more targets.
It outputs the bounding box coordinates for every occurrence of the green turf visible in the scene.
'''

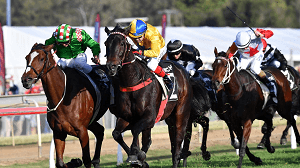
[1,142,299,168]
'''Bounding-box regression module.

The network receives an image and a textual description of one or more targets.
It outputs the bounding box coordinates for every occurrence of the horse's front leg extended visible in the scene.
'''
[112,118,130,154]
[238,119,252,168]
[54,132,67,168]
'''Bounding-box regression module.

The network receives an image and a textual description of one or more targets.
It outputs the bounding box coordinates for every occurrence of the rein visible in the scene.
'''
[216,56,236,86]
[27,46,66,112]
[216,56,243,97]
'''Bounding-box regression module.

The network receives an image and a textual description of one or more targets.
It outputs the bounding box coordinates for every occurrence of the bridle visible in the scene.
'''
[25,46,56,81]
[107,32,136,70]
[25,45,66,112]
[215,56,236,86]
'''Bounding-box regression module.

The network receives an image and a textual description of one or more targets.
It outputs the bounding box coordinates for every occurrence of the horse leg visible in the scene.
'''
[78,128,92,168]
[141,129,152,153]
[263,117,275,153]
[166,113,189,168]
[222,112,239,149]
[237,119,251,168]
[280,120,290,145]
[196,116,211,161]
[53,132,67,168]
[112,118,130,155]
[180,118,193,167]
[88,122,105,168]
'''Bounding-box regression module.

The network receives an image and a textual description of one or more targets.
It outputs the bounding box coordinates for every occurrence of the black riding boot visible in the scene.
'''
[163,75,173,91]
[88,69,110,91]
[260,75,278,105]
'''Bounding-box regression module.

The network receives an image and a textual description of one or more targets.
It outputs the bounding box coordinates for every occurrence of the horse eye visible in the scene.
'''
[40,58,44,61]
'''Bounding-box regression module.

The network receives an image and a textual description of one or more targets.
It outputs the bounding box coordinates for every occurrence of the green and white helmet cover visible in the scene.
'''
[55,24,72,43]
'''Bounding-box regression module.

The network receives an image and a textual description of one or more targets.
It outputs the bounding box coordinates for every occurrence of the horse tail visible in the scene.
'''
[190,78,211,117]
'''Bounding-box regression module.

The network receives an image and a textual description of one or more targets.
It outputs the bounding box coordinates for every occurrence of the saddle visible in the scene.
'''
[159,61,178,101]
[243,69,274,110]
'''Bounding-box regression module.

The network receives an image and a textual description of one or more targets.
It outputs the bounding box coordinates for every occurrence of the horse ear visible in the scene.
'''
[45,44,54,52]
[124,25,131,36]
[214,47,218,57]
[105,26,111,35]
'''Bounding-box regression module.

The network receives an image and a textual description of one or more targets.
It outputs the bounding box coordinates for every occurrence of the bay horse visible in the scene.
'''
[180,70,239,167]
[104,24,192,168]
[258,65,300,147]
[21,43,110,168]
[211,47,300,167]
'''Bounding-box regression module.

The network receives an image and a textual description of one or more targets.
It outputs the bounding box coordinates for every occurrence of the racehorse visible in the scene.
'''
[180,70,239,167]
[258,65,300,147]
[104,24,192,168]
[211,47,300,167]
[21,43,110,168]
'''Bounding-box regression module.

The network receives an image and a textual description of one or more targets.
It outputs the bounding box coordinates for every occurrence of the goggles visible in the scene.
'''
[57,40,70,46]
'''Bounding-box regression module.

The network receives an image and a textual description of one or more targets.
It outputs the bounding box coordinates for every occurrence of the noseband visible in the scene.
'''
[108,32,135,70]
[215,56,236,86]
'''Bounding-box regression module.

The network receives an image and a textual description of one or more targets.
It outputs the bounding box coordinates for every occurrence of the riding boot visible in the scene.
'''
[154,65,173,91]
[198,72,218,105]
[258,71,278,106]
[88,69,110,91]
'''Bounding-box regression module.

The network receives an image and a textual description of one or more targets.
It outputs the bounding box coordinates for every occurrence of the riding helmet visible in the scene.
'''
[129,19,147,38]
[235,31,251,49]
[54,24,73,43]
[167,39,183,55]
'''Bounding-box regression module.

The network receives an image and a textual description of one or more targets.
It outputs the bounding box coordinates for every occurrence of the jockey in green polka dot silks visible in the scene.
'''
[45,24,101,73]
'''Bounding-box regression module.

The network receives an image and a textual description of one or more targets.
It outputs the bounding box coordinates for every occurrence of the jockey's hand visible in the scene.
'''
[255,30,264,38]
[92,55,100,65]
[132,50,143,56]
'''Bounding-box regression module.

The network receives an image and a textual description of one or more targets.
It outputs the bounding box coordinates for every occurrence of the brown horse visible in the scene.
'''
[21,43,110,168]
[104,24,192,168]
[211,47,300,167]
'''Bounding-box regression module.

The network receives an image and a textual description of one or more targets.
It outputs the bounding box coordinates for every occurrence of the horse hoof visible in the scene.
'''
[137,151,146,161]
[254,157,263,165]
[69,158,83,167]
[127,155,143,167]
[267,146,275,153]
[202,151,211,161]
[280,138,287,145]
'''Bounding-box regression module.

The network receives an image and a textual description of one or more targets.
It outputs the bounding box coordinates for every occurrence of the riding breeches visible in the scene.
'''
[146,46,167,71]
[57,53,92,73]
[237,54,263,75]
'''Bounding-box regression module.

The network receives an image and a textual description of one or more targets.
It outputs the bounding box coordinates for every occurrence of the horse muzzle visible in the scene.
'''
[212,80,223,93]
[21,76,35,89]
[106,63,120,76]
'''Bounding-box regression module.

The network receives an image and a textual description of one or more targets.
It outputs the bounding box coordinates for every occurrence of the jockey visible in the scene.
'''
[45,24,108,90]
[45,24,100,74]
[167,39,217,104]
[127,19,173,90]
[228,28,278,106]
[261,38,288,71]
[167,39,203,77]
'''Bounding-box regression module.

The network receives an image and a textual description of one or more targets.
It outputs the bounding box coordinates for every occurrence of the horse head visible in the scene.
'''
[211,47,235,92]
[104,24,132,76]
[21,43,55,89]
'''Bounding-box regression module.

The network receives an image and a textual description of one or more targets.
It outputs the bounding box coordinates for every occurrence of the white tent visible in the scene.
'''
[3,26,300,93]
